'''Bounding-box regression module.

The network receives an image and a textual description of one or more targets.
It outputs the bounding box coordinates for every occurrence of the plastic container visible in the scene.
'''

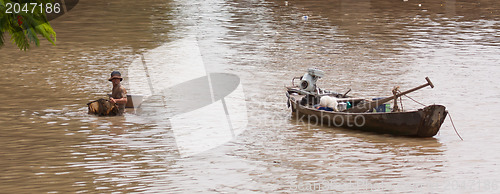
[337,102,347,111]
[346,101,352,109]
[372,98,391,112]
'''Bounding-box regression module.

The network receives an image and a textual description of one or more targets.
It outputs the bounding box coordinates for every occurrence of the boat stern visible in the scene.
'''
[417,105,447,137]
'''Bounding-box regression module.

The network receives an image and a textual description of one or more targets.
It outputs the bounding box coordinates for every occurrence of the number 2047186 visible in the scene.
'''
[4,3,61,14]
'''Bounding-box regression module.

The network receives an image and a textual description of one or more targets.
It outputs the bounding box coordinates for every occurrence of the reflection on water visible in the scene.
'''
[0,0,499,193]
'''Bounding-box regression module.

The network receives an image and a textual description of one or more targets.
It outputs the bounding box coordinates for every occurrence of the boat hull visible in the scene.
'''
[289,96,447,137]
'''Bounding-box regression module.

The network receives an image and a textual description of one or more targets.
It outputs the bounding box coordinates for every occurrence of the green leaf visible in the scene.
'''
[0,0,57,50]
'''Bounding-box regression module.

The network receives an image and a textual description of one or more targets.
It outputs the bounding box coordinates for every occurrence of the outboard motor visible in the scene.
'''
[300,68,324,93]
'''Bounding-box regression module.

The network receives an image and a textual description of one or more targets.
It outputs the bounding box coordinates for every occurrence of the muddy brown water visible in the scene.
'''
[1,0,499,193]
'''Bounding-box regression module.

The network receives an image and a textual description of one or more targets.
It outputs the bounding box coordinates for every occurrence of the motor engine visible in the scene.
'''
[300,68,324,93]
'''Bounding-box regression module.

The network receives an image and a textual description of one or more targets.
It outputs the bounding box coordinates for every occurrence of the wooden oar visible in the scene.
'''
[344,77,434,113]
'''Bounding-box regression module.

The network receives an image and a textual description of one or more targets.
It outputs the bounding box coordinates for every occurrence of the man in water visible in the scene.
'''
[109,71,128,115]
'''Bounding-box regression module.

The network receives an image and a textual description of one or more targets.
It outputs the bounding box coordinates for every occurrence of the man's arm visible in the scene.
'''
[110,87,128,104]
[110,97,127,104]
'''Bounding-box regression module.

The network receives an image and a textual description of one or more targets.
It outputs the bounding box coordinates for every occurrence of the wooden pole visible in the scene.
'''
[345,77,434,113]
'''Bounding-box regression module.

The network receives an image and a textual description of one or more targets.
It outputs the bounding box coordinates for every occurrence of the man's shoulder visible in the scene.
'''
[118,84,126,90]
[118,84,127,93]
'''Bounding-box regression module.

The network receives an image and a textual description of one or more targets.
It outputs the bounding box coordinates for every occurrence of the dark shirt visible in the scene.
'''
[112,83,127,114]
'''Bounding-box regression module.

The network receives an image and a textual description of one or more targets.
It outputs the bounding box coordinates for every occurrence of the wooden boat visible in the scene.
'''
[125,94,144,108]
[286,69,447,137]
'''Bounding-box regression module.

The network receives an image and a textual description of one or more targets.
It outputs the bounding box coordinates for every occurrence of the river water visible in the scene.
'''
[1,0,499,193]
